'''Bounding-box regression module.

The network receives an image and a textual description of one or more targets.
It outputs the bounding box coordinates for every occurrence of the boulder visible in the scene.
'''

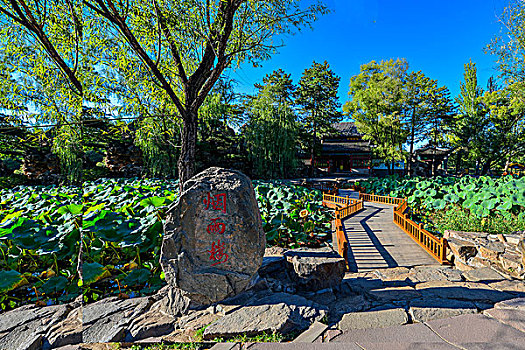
[202,293,326,340]
[160,167,266,306]
[284,247,345,291]
[478,242,506,260]
[498,250,523,278]
[447,237,477,261]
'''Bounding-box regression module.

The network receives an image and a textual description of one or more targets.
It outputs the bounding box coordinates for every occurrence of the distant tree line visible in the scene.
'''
[2,0,525,185]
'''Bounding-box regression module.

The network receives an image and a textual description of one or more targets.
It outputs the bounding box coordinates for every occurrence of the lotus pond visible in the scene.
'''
[0,179,332,311]
[355,175,525,236]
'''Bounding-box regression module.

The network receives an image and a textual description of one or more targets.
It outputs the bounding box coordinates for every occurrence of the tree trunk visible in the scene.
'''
[455,151,462,175]
[178,110,198,191]
[481,159,491,175]
[311,119,316,177]
[408,109,415,176]
[504,158,511,173]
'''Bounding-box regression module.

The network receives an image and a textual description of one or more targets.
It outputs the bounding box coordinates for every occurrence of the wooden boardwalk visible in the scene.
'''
[338,190,438,272]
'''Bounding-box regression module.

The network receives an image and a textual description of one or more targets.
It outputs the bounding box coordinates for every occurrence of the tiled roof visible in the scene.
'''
[321,141,371,155]
[331,122,362,137]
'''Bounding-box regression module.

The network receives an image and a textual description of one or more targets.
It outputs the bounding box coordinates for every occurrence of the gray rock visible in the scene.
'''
[202,303,298,340]
[483,308,525,332]
[44,307,82,349]
[128,310,176,340]
[462,267,506,282]
[409,298,477,322]
[408,266,463,283]
[329,294,371,321]
[0,304,70,350]
[447,237,478,261]
[478,241,506,260]
[338,308,408,330]
[161,167,265,306]
[203,293,326,340]
[368,286,421,302]
[284,247,345,291]
[487,280,525,294]
[495,297,525,311]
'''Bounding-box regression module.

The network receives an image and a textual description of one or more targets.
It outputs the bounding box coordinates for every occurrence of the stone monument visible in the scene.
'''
[160,167,266,308]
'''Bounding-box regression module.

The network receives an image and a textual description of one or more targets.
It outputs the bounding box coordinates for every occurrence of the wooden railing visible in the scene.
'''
[358,193,405,205]
[322,194,364,268]
[358,192,448,264]
[393,199,448,264]
[304,182,339,195]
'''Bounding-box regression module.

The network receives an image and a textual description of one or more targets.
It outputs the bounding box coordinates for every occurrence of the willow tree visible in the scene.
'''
[84,0,328,187]
[244,69,298,179]
[0,0,93,183]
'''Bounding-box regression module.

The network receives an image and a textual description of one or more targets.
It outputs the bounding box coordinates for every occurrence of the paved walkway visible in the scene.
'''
[338,190,437,272]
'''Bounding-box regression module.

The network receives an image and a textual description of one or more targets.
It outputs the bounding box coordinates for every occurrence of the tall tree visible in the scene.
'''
[344,59,408,175]
[295,60,341,174]
[477,82,525,174]
[449,61,487,174]
[0,0,89,183]
[403,71,453,175]
[84,0,328,187]
[487,0,525,82]
[244,69,298,179]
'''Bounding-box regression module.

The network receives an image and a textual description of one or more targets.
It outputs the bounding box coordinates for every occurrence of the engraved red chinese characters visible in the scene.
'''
[207,218,226,235]
[203,192,227,213]
[207,239,229,266]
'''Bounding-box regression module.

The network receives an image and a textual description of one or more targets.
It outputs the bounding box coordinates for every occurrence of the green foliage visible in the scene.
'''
[487,0,525,82]
[245,69,299,179]
[357,175,525,235]
[254,180,333,248]
[295,60,342,160]
[403,71,453,174]
[0,177,331,310]
[344,59,409,172]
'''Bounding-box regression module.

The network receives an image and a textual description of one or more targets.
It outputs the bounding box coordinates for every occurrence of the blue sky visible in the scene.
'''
[228,0,508,110]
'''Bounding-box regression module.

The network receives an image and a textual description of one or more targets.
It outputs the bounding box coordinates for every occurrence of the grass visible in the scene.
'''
[431,205,525,235]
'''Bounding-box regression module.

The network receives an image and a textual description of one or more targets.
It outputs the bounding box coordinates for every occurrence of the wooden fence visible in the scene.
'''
[322,194,364,268]
[304,182,339,195]
[358,192,448,264]
[358,193,405,206]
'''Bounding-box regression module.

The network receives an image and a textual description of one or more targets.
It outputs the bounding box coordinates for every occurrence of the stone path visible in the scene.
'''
[2,262,525,349]
[337,190,437,272]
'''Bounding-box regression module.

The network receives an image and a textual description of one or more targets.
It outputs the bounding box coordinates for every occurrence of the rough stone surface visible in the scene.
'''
[462,267,506,282]
[479,242,506,260]
[447,237,478,261]
[44,307,82,349]
[495,297,525,311]
[202,293,326,340]
[487,280,525,294]
[160,167,266,305]
[284,247,345,291]
[483,307,525,332]
[446,230,524,280]
[408,266,463,283]
[409,298,477,322]
[338,308,408,330]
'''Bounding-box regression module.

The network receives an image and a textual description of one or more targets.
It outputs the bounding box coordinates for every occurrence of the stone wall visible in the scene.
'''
[445,230,525,280]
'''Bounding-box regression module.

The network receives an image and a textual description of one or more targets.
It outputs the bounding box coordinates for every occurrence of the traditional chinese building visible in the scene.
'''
[414,144,452,176]
[316,122,373,175]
